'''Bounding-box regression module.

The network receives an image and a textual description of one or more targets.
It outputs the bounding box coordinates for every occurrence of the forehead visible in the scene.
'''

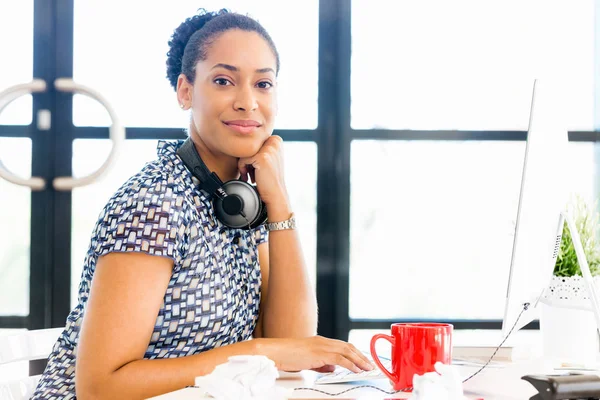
[203,29,277,71]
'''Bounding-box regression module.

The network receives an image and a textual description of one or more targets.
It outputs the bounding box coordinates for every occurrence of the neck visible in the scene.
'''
[188,133,239,183]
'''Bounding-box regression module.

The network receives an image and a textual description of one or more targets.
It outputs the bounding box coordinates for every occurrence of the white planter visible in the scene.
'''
[540,275,600,366]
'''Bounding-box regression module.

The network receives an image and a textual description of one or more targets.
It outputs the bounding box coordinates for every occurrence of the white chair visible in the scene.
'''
[0,328,63,400]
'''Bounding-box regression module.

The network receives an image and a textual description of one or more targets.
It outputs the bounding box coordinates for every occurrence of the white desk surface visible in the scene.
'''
[148,330,595,399]
[148,359,566,400]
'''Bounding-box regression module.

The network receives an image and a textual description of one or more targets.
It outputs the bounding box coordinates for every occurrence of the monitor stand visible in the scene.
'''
[536,212,600,366]
[537,211,600,332]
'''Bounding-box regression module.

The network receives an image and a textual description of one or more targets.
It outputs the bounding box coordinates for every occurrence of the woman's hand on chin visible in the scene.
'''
[237,135,289,208]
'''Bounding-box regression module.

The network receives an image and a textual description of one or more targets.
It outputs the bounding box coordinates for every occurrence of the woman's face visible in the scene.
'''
[180,29,278,159]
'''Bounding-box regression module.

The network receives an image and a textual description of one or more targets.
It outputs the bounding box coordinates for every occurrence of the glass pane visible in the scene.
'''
[73,0,318,129]
[71,140,317,308]
[0,138,32,315]
[282,142,318,290]
[351,0,595,130]
[0,0,33,125]
[349,140,597,320]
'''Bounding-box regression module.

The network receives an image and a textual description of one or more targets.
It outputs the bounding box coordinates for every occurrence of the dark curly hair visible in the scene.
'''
[166,8,280,90]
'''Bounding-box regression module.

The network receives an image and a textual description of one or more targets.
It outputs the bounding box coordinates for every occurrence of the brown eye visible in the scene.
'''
[257,81,273,89]
[214,78,232,86]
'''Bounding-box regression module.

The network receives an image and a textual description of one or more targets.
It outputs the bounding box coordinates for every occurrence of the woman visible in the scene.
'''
[33,8,373,400]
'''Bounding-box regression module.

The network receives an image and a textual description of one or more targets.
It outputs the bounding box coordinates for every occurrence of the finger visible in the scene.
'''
[347,343,375,369]
[237,157,254,177]
[238,164,248,178]
[327,339,373,372]
[328,354,361,373]
[249,167,256,184]
[340,346,373,372]
[266,134,283,146]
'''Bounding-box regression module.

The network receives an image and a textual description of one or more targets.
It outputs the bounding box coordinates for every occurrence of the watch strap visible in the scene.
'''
[266,213,296,231]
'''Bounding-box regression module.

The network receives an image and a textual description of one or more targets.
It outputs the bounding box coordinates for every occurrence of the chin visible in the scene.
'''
[226,143,264,158]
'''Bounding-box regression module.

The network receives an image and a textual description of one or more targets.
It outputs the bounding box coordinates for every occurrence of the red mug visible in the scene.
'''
[370,323,453,391]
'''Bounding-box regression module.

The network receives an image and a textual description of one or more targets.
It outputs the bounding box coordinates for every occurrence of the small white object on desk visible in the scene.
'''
[193,355,291,400]
[410,362,466,400]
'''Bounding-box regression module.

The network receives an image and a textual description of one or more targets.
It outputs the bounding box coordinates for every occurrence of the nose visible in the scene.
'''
[233,85,258,112]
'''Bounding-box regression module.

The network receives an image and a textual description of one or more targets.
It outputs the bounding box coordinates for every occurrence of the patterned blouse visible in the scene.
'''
[32,140,268,399]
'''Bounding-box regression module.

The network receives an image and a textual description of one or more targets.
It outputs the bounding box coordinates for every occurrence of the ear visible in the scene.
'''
[176,74,193,109]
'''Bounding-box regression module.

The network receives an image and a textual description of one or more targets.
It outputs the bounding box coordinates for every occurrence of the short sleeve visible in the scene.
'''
[93,177,187,264]
[253,223,269,246]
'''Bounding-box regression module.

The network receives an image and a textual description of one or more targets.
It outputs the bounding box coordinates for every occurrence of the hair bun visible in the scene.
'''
[166,8,228,90]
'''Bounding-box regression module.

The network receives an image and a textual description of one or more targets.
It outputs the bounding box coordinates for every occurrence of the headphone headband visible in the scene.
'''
[177,138,224,198]
[176,138,268,230]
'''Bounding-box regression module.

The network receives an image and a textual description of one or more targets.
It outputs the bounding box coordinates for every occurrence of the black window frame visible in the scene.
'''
[0,0,598,342]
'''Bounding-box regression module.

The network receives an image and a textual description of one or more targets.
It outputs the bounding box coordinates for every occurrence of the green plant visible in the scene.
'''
[554,195,600,277]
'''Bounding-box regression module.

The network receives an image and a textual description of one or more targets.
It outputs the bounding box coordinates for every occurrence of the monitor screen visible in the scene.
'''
[501,79,569,335]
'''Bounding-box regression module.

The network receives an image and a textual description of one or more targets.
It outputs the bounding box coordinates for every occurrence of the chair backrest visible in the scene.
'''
[0,328,63,400]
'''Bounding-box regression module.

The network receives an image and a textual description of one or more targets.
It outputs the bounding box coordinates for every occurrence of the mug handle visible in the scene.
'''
[370,333,396,382]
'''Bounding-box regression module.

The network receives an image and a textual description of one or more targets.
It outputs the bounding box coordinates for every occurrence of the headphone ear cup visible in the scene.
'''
[214,180,266,229]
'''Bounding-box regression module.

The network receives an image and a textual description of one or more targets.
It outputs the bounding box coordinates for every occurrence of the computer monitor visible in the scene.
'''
[501,79,570,336]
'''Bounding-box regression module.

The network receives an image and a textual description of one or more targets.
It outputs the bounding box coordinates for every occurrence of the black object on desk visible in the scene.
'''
[522,374,600,400]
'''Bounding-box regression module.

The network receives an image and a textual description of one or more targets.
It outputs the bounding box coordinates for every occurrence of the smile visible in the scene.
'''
[222,121,261,135]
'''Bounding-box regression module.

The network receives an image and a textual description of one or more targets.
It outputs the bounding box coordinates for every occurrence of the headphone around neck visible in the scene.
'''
[176,138,268,230]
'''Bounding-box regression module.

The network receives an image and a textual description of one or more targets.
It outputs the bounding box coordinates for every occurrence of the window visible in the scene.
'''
[0,0,33,125]
[351,0,595,130]
[349,140,598,320]
[72,0,318,129]
[0,138,32,316]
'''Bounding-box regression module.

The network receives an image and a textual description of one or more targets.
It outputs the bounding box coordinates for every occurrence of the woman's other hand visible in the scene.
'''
[257,336,375,373]
[237,135,288,207]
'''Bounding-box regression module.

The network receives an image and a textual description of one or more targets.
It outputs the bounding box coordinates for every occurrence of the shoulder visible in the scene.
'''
[91,159,192,261]
[102,159,190,218]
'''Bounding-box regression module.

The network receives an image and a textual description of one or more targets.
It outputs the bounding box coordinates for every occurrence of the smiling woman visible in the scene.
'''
[174,24,279,176]
[31,8,372,400]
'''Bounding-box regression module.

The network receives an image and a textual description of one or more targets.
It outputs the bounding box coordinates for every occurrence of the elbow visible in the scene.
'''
[75,368,114,400]
[75,383,103,400]
[75,376,109,400]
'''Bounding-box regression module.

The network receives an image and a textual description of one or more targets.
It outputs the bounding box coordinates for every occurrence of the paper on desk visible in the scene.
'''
[409,362,467,400]
[194,355,292,400]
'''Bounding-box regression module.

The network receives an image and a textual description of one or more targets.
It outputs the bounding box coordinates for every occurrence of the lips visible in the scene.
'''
[223,120,261,134]
[224,120,261,127]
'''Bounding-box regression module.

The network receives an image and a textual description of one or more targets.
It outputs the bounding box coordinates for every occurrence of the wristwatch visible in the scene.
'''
[266,213,296,231]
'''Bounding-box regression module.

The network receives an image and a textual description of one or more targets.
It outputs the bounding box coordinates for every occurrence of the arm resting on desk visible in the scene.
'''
[75,252,370,400]
[253,209,318,339]
[75,252,268,400]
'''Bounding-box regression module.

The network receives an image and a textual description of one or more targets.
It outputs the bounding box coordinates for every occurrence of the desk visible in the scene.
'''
[148,359,560,400]
[148,329,594,399]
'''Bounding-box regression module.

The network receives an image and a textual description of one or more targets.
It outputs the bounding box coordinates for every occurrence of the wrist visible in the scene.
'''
[266,202,292,223]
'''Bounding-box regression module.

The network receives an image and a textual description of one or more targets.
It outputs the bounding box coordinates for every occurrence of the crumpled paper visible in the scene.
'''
[194,355,291,400]
[409,362,467,400]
